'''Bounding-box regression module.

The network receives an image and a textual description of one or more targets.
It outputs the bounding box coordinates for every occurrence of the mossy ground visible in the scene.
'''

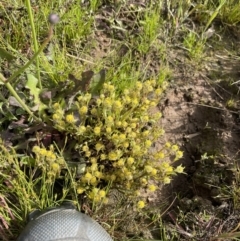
[1,0,240,240]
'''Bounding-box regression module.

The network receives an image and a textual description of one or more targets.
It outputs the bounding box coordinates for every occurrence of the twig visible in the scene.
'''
[188,102,239,114]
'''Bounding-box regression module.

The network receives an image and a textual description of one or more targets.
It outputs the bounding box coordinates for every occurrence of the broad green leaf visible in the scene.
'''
[25,73,40,105]
[90,69,106,95]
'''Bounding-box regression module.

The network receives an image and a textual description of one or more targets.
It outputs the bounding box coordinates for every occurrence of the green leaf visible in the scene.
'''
[25,73,40,105]
[90,69,106,95]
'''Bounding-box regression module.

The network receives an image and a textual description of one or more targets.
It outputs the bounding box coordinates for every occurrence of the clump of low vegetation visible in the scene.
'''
[1,0,240,240]
[48,79,184,203]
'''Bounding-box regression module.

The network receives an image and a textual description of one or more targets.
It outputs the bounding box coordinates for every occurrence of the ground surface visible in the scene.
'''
[86,2,240,240]
[1,1,240,240]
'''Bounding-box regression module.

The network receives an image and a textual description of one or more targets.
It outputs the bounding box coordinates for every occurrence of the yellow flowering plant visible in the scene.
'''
[48,79,184,204]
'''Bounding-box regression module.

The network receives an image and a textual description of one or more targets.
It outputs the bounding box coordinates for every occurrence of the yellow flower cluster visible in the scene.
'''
[32,145,66,179]
[50,79,184,204]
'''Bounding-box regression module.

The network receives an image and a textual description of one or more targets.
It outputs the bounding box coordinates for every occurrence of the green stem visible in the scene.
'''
[0,22,54,122]
[5,82,41,122]
[6,26,53,86]
[25,0,41,89]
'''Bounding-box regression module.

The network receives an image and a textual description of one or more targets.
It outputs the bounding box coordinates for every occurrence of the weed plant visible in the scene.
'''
[48,80,184,204]
[1,0,240,240]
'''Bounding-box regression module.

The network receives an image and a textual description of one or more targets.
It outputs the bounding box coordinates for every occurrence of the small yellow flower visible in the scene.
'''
[99,190,106,198]
[85,172,92,181]
[153,112,162,119]
[143,99,150,105]
[32,146,40,154]
[162,162,170,168]
[77,187,85,194]
[148,184,157,192]
[90,163,98,171]
[94,126,101,135]
[134,190,141,196]
[106,83,115,92]
[155,88,163,95]
[123,141,129,148]
[132,145,141,155]
[95,142,104,152]
[165,142,171,148]
[117,159,125,167]
[171,145,179,152]
[39,148,47,156]
[95,171,103,179]
[100,154,106,160]
[115,121,122,127]
[103,97,112,109]
[156,151,165,159]
[150,79,156,86]
[85,151,91,157]
[126,172,133,180]
[91,108,98,115]
[51,163,60,172]
[130,123,137,129]
[79,106,88,115]
[93,196,101,203]
[136,81,143,90]
[57,158,65,165]
[150,101,157,107]
[52,103,60,109]
[119,134,126,142]
[162,81,169,90]
[142,115,149,122]
[106,127,112,134]
[158,129,165,136]
[123,96,131,104]
[66,114,75,123]
[90,176,97,185]
[46,152,56,161]
[106,116,114,125]
[132,98,139,106]
[127,157,134,165]
[151,168,157,176]
[126,127,132,133]
[82,145,89,152]
[142,130,149,137]
[163,177,171,184]
[108,151,118,161]
[90,157,97,163]
[77,126,86,135]
[77,96,83,102]
[145,165,153,173]
[83,93,92,102]
[125,182,132,189]
[165,166,174,174]
[175,151,183,159]
[145,140,152,148]
[109,174,116,181]
[122,121,128,128]
[137,200,145,209]
[128,132,137,138]
[144,81,153,92]
[96,98,102,106]
[52,113,60,121]
[113,100,123,110]
[175,165,184,173]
